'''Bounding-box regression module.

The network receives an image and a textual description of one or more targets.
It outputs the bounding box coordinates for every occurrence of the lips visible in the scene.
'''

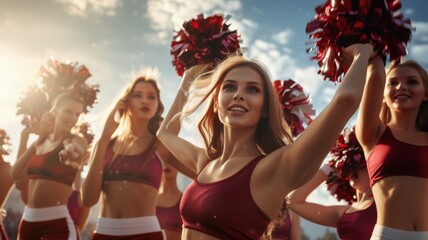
[228,105,247,113]
[141,106,150,112]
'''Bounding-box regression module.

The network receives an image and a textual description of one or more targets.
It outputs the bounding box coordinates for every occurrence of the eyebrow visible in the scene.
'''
[133,90,156,94]
[223,79,263,86]
[388,75,419,80]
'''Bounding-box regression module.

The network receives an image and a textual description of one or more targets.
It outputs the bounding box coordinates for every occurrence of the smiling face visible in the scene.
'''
[54,99,84,133]
[384,66,427,114]
[128,81,159,121]
[216,66,265,129]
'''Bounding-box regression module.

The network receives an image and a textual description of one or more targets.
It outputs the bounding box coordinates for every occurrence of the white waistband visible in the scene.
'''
[371,224,428,240]
[23,205,71,222]
[95,216,161,236]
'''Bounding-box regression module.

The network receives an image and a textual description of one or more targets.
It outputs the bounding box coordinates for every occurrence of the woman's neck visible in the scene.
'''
[389,110,419,131]
[356,188,373,202]
[221,126,261,162]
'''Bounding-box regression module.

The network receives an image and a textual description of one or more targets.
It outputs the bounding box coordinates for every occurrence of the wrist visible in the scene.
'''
[320,164,334,176]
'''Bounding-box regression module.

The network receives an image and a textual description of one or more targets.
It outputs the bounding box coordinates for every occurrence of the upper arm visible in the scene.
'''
[289,211,301,240]
[158,143,197,179]
[157,128,206,173]
[275,98,359,191]
[356,58,386,148]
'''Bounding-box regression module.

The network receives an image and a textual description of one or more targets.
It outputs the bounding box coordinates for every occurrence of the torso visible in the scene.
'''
[181,156,271,240]
[365,126,428,230]
[27,137,77,208]
[100,138,164,218]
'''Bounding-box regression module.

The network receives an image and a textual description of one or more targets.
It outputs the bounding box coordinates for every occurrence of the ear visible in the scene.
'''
[213,101,218,113]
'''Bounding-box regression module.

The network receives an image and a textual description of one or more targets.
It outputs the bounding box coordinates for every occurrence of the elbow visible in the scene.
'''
[332,92,360,113]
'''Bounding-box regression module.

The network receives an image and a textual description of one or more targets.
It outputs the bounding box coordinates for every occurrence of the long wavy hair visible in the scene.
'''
[181,55,293,160]
[381,60,428,131]
[112,68,164,154]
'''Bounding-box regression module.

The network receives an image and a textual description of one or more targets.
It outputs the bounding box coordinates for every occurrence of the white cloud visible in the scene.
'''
[272,29,294,45]
[403,8,414,16]
[55,0,121,17]
[145,0,252,44]
[412,21,428,42]
[409,44,428,65]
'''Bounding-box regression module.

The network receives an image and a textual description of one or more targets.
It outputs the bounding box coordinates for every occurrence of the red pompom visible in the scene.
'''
[0,129,11,155]
[325,127,366,204]
[274,79,316,137]
[306,0,413,82]
[74,122,94,146]
[171,13,241,76]
[17,58,99,128]
[16,86,50,127]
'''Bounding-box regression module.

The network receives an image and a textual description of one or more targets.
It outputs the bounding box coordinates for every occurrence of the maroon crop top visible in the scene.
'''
[367,127,428,186]
[180,156,271,240]
[337,202,376,240]
[27,143,78,186]
[271,210,291,239]
[103,141,163,190]
[156,195,183,232]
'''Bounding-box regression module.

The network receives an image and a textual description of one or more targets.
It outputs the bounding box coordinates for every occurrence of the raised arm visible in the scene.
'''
[355,57,386,151]
[157,66,208,173]
[271,44,374,192]
[81,102,121,207]
[288,165,347,227]
[12,112,54,180]
[289,210,301,240]
[158,143,197,179]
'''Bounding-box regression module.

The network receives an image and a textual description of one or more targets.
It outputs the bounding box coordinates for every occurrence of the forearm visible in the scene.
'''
[288,168,328,204]
[81,139,109,207]
[356,57,386,144]
[333,51,372,112]
[11,141,38,180]
[17,131,31,159]
[158,77,193,140]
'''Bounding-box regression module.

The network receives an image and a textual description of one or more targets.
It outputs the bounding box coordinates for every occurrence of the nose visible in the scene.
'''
[233,90,244,101]
[396,82,407,90]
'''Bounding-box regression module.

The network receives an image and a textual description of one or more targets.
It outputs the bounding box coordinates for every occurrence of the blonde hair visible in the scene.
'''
[181,55,293,160]
[381,60,428,131]
[113,68,164,151]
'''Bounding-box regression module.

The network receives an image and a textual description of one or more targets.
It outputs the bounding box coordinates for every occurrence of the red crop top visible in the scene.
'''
[336,202,376,240]
[103,141,163,190]
[367,127,428,186]
[180,156,271,240]
[271,210,291,239]
[27,143,78,186]
[156,195,183,232]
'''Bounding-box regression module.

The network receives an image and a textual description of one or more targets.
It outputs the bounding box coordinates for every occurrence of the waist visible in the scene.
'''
[23,205,71,222]
[28,179,72,208]
[372,178,428,230]
[372,225,428,240]
[95,216,161,236]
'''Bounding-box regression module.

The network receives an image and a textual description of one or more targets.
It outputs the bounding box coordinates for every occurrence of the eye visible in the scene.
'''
[407,79,420,85]
[387,80,398,87]
[132,93,142,98]
[222,84,235,92]
[247,86,261,93]
[148,94,156,100]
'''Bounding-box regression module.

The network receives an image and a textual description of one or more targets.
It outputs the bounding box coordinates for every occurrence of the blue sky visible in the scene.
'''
[1,0,428,238]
